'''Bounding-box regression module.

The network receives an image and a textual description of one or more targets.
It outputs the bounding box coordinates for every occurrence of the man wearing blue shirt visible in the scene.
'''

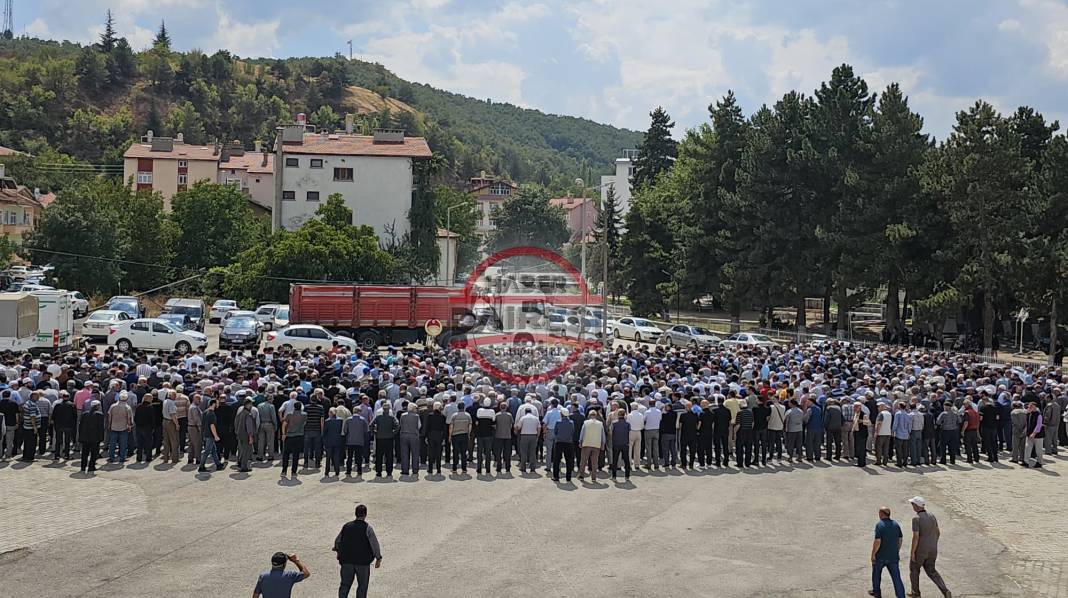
[253,552,310,598]
[870,507,906,598]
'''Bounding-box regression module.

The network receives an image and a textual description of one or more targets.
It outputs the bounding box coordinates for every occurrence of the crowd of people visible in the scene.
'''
[0,338,1065,483]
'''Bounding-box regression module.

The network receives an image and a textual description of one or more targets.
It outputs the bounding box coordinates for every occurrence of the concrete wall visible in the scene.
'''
[123,157,217,210]
[436,235,457,285]
[600,157,633,217]
[278,153,414,241]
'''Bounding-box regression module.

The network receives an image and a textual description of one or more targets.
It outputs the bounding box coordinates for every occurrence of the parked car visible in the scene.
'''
[163,298,207,332]
[107,295,146,318]
[253,303,285,330]
[157,313,195,331]
[547,313,566,335]
[719,332,778,349]
[661,324,721,348]
[68,291,89,318]
[272,306,290,330]
[81,310,133,340]
[613,317,663,343]
[221,309,256,326]
[108,318,208,353]
[564,315,604,339]
[263,324,357,352]
[209,299,238,323]
[219,315,264,350]
[692,294,717,311]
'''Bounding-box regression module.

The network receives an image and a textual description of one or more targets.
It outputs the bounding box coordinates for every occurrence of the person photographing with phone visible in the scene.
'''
[253,551,310,598]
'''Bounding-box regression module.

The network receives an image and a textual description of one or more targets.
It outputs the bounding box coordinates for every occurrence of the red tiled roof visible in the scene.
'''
[0,186,42,208]
[37,192,57,208]
[468,180,517,194]
[221,152,274,174]
[549,197,593,210]
[283,133,432,158]
[0,145,28,156]
[124,142,218,161]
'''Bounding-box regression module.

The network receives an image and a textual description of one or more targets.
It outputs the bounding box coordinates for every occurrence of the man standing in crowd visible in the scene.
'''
[610,408,631,481]
[333,504,382,598]
[253,552,310,598]
[78,400,105,473]
[870,506,906,598]
[907,497,952,598]
[372,404,398,477]
[1024,401,1044,469]
[343,408,369,477]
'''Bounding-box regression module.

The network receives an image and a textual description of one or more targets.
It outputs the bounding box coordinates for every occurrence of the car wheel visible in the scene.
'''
[116,339,132,352]
[613,328,621,339]
[690,340,698,349]
[357,331,381,351]
[175,341,191,354]
[635,332,642,343]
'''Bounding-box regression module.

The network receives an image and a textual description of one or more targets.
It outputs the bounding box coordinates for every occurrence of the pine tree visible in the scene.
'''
[597,185,622,254]
[153,20,172,52]
[99,10,117,53]
[631,106,677,188]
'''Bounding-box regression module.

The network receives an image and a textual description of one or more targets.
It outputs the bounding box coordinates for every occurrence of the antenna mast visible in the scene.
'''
[2,0,13,39]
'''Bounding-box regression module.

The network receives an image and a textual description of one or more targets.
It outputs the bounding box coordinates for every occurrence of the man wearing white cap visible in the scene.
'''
[907,496,951,598]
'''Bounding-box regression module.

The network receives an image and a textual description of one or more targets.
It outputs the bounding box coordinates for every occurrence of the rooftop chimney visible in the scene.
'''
[261,150,269,167]
[372,128,405,144]
[176,132,184,143]
[254,140,262,153]
[0,164,5,178]
[296,113,307,125]
[147,130,154,141]
[212,140,220,156]
[345,113,354,134]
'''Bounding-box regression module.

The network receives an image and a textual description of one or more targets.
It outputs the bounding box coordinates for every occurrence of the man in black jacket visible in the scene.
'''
[51,391,78,460]
[333,504,382,598]
[79,401,106,473]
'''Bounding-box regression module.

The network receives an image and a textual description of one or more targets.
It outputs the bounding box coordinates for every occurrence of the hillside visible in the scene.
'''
[0,34,642,191]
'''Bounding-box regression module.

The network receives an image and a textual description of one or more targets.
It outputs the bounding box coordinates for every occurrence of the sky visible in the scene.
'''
[19,0,1068,138]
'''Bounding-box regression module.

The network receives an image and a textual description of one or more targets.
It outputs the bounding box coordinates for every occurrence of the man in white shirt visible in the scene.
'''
[514,407,541,473]
[643,403,662,468]
[626,404,645,469]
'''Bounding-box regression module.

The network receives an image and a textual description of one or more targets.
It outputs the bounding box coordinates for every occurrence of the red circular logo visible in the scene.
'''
[447,246,604,384]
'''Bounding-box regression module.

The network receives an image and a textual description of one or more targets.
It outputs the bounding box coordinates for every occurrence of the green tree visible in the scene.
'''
[109,39,138,83]
[631,106,677,189]
[309,105,340,131]
[164,101,207,144]
[98,10,117,53]
[62,107,133,163]
[620,186,675,317]
[920,101,1036,351]
[24,181,124,294]
[487,184,570,252]
[75,47,108,94]
[433,186,478,275]
[170,182,261,271]
[153,21,172,52]
[0,234,17,269]
[404,159,440,280]
[317,193,352,228]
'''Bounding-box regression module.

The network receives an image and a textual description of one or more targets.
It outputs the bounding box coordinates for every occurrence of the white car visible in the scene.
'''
[613,317,662,343]
[253,304,286,330]
[108,318,208,353]
[263,324,357,352]
[81,310,133,340]
[719,332,778,350]
[69,291,89,318]
[662,324,721,348]
[547,313,566,335]
[272,306,290,330]
[209,299,238,323]
[564,315,604,339]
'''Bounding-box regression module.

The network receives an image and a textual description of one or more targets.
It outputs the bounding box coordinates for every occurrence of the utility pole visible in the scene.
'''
[2,0,13,39]
[347,40,353,60]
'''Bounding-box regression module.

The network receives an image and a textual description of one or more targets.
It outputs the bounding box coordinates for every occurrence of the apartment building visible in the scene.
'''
[549,196,598,244]
[273,122,432,238]
[122,133,275,212]
[467,171,517,237]
[0,164,43,244]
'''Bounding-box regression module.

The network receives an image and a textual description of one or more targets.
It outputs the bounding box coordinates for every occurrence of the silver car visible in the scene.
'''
[662,324,721,348]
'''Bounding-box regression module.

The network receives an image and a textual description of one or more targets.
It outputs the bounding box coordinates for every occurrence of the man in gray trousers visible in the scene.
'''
[256,397,279,461]
[398,404,422,476]
[334,504,382,598]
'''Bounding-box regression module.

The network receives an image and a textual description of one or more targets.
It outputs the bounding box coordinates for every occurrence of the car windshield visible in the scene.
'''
[634,319,653,327]
[693,327,714,336]
[215,301,235,308]
[87,312,113,321]
[171,306,202,317]
[583,318,598,327]
[276,308,289,320]
[227,317,258,330]
[751,334,773,342]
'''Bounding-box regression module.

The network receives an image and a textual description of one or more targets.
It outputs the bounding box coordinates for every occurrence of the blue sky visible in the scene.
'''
[20,0,1068,137]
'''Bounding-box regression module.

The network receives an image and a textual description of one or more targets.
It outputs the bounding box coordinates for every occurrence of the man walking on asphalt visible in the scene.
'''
[334,504,383,598]
[253,551,310,598]
[907,497,951,598]
[870,506,906,598]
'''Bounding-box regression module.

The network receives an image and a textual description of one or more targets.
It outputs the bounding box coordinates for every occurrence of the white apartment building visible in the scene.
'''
[599,148,638,217]
[273,123,432,238]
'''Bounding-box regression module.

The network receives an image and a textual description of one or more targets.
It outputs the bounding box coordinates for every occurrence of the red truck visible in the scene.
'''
[289,285,464,350]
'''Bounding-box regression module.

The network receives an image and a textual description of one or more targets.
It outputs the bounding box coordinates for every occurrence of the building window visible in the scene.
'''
[282,191,295,201]
[490,182,510,195]
[255,178,261,183]
[5,211,16,225]
[333,167,353,182]
[306,191,320,201]
[22,211,30,225]
[136,172,152,184]
[178,160,188,168]
[285,157,299,167]
[310,158,323,168]
[178,174,188,185]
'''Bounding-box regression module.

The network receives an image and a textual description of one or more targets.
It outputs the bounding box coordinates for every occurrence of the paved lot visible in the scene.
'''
[2,453,1065,597]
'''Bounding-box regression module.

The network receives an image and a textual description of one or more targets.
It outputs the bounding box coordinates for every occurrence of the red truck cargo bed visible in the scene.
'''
[289,285,456,329]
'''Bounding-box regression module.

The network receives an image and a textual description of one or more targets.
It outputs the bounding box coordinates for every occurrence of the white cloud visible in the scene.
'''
[25,18,51,38]
[1018,0,1068,75]
[998,18,1021,31]
[208,8,280,58]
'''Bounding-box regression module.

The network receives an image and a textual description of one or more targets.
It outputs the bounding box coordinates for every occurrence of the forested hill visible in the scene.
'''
[0,30,641,191]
